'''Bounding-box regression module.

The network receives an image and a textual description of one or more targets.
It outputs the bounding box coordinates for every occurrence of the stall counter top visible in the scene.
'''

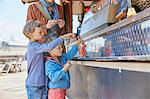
[71,60,150,73]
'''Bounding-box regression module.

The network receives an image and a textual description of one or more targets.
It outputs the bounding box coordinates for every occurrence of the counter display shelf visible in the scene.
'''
[78,8,150,62]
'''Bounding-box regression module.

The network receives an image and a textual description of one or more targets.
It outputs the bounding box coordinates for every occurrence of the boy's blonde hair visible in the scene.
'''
[23,20,41,39]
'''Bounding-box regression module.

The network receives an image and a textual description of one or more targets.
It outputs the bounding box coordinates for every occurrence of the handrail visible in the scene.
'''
[0,52,25,57]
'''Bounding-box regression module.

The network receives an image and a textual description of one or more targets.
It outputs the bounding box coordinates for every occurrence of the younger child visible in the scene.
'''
[23,20,76,99]
[45,39,83,99]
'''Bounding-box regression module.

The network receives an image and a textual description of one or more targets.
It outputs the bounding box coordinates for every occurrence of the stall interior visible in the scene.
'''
[72,0,150,61]
[21,0,150,61]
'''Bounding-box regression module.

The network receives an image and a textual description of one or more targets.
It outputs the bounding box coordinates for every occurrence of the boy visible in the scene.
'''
[45,39,83,99]
[23,20,76,99]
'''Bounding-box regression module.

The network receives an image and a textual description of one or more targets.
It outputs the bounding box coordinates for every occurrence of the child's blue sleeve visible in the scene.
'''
[62,45,79,60]
[45,61,66,83]
[35,37,63,54]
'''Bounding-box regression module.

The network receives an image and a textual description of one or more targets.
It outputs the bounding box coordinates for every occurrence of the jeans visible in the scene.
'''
[26,86,48,99]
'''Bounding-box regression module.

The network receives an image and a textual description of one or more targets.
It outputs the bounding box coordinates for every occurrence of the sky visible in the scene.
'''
[0,0,28,45]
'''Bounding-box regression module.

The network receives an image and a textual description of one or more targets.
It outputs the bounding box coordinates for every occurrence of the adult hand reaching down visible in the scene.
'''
[58,19,65,29]
[46,20,58,29]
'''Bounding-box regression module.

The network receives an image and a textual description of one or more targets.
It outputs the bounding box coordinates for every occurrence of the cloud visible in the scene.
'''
[0,21,26,42]
[1,0,18,3]
[0,21,3,28]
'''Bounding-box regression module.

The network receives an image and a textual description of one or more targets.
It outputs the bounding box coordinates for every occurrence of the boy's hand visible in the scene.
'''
[63,61,71,72]
[58,19,65,29]
[60,33,76,39]
[75,37,84,45]
[46,20,58,29]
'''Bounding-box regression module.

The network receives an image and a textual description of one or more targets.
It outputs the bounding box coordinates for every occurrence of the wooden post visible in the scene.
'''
[70,0,73,32]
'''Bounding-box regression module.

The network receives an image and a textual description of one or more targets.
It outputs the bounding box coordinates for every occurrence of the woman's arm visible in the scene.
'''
[27,5,37,21]
[27,4,48,35]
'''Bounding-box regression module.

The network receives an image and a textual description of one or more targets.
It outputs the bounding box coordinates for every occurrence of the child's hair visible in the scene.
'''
[23,20,41,39]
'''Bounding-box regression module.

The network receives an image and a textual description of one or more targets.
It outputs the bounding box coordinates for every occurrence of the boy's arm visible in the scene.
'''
[35,33,76,53]
[35,37,63,54]
[45,61,66,83]
[62,45,79,60]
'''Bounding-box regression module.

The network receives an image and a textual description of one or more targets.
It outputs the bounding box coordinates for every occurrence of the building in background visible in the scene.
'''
[0,38,26,54]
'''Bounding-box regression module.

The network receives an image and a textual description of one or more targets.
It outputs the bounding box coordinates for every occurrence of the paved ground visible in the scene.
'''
[0,69,27,99]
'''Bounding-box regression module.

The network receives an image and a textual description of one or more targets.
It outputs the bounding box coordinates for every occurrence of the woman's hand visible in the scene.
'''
[46,20,58,29]
[57,19,65,29]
